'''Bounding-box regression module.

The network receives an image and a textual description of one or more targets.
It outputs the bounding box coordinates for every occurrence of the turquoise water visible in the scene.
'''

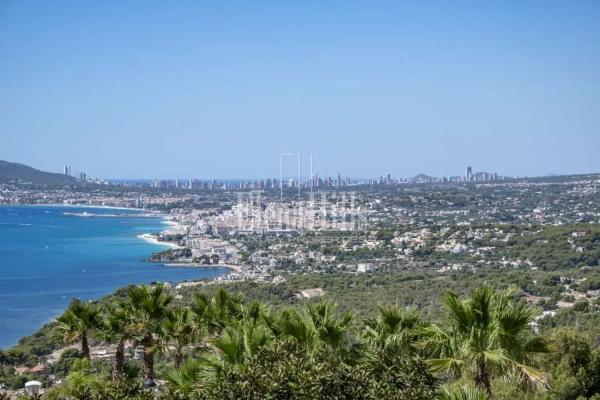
[0,205,227,348]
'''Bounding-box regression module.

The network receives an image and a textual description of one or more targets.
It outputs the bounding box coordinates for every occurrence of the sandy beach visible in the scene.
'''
[137,233,183,249]
[146,217,242,273]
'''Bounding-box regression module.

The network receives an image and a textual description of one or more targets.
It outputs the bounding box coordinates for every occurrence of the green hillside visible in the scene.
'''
[0,160,77,185]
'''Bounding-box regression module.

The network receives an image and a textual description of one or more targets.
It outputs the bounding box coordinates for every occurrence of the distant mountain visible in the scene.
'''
[0,160,77,185]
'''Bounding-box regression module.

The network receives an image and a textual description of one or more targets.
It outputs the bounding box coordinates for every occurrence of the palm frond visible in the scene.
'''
[505,361,551,392]
[428,357,464,377]
[417,323,456,359]
[164,358,202,395]
[444,292,473,334]
[437,385,489,400]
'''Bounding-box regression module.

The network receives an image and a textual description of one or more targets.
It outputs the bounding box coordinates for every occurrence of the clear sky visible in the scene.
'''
[1,1,599,179]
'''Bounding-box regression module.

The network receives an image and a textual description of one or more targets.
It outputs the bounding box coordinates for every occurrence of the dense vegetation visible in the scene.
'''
[2,283,600,399]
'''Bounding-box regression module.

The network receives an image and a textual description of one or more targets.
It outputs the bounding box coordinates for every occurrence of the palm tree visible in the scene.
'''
[191,288,242,335]
[199,319,272,385]
[267,307,317,348]
[99,303,134,380]
[363,305,423,354]
[420,287,551,397]
[56,298,102,359]
[307,302,353,351]
[193,297,274,385]
[438,386,489,400]
[162,307,195,369]
[239,300,268,328]
[164,358,203,398]
[212,323,272,366]
[266,301,354,358]
[126,284,174,382]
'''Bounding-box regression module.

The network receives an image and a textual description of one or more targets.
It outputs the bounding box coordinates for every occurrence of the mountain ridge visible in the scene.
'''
[0,160,77,185]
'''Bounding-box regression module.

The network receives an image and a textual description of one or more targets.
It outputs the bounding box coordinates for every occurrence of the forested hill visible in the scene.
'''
[0,160,77,185]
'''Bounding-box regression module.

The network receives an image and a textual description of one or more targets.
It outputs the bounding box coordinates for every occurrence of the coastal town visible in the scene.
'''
[2,0,599,396]
[2,172,600,283]
[2,172,600,396]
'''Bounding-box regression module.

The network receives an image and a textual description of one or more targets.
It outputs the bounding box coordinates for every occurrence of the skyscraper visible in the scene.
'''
[466,166,472,182]
[64,165,71,176]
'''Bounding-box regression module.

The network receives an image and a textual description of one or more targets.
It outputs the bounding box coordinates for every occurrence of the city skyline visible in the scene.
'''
[59,156,506,184]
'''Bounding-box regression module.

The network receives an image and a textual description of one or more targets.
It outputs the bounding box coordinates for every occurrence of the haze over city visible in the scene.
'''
[1,1,599,179]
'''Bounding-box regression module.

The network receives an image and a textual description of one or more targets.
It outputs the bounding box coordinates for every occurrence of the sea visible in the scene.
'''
[0,204,227,348]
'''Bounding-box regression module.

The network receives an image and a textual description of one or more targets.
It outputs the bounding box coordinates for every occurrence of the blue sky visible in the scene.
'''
[1,1,599,179]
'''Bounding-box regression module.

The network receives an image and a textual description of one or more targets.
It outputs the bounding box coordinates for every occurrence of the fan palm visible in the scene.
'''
[190,318,272,392]
[267,301,353,357]
[206,299,272,369]
[240,300,268,327]
[56,298,102,359]
[214,323,271,365]
[191,288,242,335]
[268,307,317,348]
[363,305,423,354]
[307,302,353,349]
[438,385,489,400]
[164,358,203,397]
[162,306,195,369]
[126,284,174,381]
[420,286,551,397]
[99,303,134,380]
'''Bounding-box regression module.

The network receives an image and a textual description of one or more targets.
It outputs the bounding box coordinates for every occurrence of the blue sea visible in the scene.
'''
[0,205,227,348]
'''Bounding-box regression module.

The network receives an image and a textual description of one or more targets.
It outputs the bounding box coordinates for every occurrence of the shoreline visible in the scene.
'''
[137,233,183,249]
[3,203,240,274]
[5,202,241,276]
[141,216,242,273]
[3,203,164,220]
[11,203,146,212]
[0,205,229,349]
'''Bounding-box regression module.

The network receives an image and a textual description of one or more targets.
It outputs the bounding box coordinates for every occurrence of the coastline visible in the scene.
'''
[17,203,180,250]
[10,202,184,251]
[2,203,240,274]
[4,203,162,219]
[141,216,242,273]
[0,205,229,349]
[144,217,243,273]
[137,233,183,249]
[4,201,241,275]
[26,203,180,250]
[22,203,145,212]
